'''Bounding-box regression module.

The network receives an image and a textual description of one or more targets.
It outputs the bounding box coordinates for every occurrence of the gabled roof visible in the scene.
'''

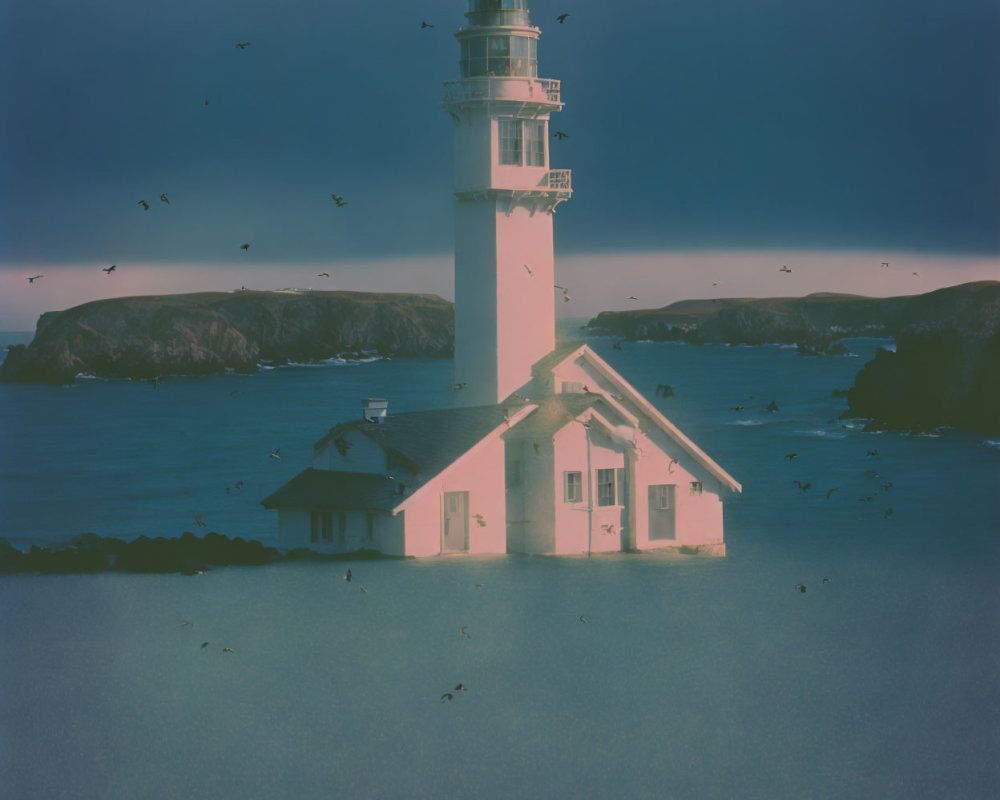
[504,393,614,439]
[261,468,400,511]
[314,404,527,483]
[532,343,743,493]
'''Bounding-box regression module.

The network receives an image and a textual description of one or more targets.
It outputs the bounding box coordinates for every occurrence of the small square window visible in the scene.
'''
[564,471,582,503]
[689,481,703,496]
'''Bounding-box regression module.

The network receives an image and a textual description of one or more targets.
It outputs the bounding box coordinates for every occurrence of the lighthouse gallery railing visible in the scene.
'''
[443,77,561,105]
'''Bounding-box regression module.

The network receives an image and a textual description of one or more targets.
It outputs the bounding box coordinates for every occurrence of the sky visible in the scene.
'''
[1,0,998,329]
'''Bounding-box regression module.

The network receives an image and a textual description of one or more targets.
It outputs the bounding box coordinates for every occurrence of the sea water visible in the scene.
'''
[1,332,997,799]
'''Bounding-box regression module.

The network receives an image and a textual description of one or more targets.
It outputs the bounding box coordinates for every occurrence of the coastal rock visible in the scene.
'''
[843,282,1000,434]
[0,290,454,383]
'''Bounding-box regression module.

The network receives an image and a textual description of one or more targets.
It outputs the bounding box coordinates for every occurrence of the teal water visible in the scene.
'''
[1,334,998,798]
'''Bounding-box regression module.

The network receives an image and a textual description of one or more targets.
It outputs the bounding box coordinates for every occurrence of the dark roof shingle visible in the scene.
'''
[261,468,401,511]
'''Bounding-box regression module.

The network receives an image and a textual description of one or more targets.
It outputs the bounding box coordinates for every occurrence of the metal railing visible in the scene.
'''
[443,77,561,105]
[544,169,571,192]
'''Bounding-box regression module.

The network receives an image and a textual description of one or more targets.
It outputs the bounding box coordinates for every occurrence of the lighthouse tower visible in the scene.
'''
[444,0,571,407]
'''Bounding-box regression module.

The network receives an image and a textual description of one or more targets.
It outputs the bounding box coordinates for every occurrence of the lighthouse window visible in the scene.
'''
[461,34,536,78]
[525,121,545,166]
[499,119,522,165]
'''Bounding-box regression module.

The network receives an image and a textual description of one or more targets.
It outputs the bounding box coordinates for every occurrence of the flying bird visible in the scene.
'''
[222,647,234,653]
[793,480,812,492]
[240,243,250,252]
[612,340,623,350]
[201,642,210,648]
[795,584,807,593]
[730,405,745,411]
[668,457,678,473]
[822,577,832,584]
[766,400,779,412]
[360,586,367,593]
[655,384,674,398]
[883,507,894,519]
[454,683,468,692]
[881,262,890,268]
[553,130,569,139]
[826,487,839,500]
[344,568,352,582]
[440,693,453,702]
[317,272,330,277]
[554,284,571,302]
[27,275,43,283]
[557,13,570,23]
[627,296,638,300]
[913,272,920,277]
[866,449,879,458]
[779,265,792,273]
[331,194,348,207]
[181,621,194,627]
[195,515,207,527]
[600,523,617,535]
[523,263,533,276]
[334,437,352,456]
[460,626,472,639]
[450,382,467,391]
[421,21,435,28]
[138,200,149,210]
[269,448,281,460]
[785,453,798,462]
[579,615,589,623]
[235,41,251,49]
[102,265,116,274]
[159,193,169,204]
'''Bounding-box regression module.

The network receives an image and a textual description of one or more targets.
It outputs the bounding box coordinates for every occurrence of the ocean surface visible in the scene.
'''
[1,328,998,799]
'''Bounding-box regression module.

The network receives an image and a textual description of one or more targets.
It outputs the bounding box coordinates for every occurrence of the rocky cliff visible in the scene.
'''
[0,290,454,384]
[843,282,1000,434]
[584,286,994,350]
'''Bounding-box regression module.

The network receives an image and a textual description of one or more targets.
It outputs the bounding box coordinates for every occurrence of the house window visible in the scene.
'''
[651,484,674,510]
[597,469,617,506]
[506,458,522,489]
[337,511,347,544]
[689,481,703,496]
[311,511,333,542]
[499,119,522,165]
[564,471,582,503]
[365,513,375,542]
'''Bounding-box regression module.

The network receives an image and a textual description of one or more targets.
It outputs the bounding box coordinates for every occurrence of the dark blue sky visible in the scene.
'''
[1,0,998,266]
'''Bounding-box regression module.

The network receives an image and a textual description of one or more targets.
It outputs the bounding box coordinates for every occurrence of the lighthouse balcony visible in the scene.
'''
[443,77,561,109]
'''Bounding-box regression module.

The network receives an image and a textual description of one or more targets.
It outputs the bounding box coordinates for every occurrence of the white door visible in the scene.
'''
[648,484,676,541]
[442,491,469,553]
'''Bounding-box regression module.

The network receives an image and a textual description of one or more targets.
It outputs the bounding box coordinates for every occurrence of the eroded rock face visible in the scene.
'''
[0,290,454,383]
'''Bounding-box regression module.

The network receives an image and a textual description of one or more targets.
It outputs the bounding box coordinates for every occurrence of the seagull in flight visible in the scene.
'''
[240,243,250,252]
[826,487,839,500]
[102,265,116,274]
[785,453,798,462]
[460,626,472,639]
[795,584,807,593]
[27,275,43,283]
[881,262,890,268]
[627,296,638,300]
[554,284,570,302]
[793,480,812,492]
[235,42,251,49]
[523,264,533,276]
[779,265,792,273]
[579,615,589,623]
[269,448,281,460]
[138,199,149,210]
[421,21,435,29]
[450,382,467,391]
[553,130,569,140]
[557,13,570,23]
[317,272,330,277]
[331,194,348,207]
[159,193,169,204]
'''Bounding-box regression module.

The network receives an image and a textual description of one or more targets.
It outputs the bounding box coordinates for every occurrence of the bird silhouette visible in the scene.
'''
[881,262,890,268]
[793,480,812,492]
[240,243,250,252]
[454,683,468,692]
[222,647,234,653]
[579,615,589,623]
[181,621,194,627]
[553,284,571,302]
[201,642,210,648]
[779,265,792,273]
[317,272,330,277]
[822,577,832,584]
[866,449,879,458]
[627,296,638,300]
[344,568,352,582]
[553,130,569,139]
[195,515,207,527]
[450,382,467,390]
[159,193,169,204]
[441,693,454,702]
[138,199,149,210]
[102,265,116,274]
[668,457,678,473]
[730,405,745,411]
[785,453,798,462]
[557,13,570,23]
[795,584,807,593]
[600,523,617,535]
[913,272,920,277]
[204,98,209,106]
[766,400,779,412]
[27,275,43,283]
[523,263,533,276]
[421,21,435,28]
[612,340,623,350]
[460,626,472,639]
[269,448,281,460]
[331,194,348,207]
[235,42,251,49]
[826,487,839,499]
[334,437,352,456]
[656,384,674,398]
[883,507,894,519]
[360,586,367,593]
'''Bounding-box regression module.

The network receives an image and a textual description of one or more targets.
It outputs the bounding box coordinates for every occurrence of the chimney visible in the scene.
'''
[362,398,388,424]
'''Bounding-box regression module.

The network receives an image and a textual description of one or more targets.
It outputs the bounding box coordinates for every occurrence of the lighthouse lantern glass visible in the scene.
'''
[461,35,536,77]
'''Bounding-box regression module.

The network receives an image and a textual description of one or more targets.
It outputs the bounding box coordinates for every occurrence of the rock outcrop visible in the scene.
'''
[585,284,1000,351]
[0,290,454,383]
[843,282,1000,434]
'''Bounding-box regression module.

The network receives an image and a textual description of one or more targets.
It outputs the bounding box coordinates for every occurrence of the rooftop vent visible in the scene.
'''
[362,398,388,424]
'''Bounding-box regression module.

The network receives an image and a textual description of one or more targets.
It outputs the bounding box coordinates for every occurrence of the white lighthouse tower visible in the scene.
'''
[444,0,571,407]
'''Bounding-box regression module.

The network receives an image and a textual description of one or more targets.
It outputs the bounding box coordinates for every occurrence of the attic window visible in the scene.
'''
[689,481,703,496]
[561,381,584,394]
